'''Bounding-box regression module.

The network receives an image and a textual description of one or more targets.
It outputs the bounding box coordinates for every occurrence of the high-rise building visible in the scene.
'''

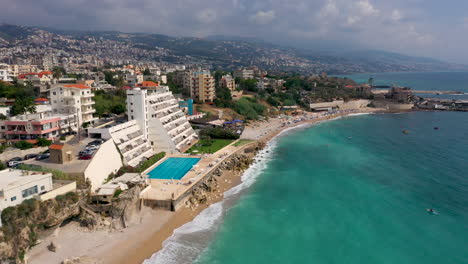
[126,87,198,153]
[191,71,215,102]
[0,64,13,82]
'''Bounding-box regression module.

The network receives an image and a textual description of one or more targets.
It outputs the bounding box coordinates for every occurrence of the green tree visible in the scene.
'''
[143,68,151,75]
[36,138,52,147]
[11,97,36,115]
[52,66,66,79]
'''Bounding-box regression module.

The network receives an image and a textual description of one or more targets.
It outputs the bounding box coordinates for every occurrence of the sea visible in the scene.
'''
[144,72,468,264]
[337,71,468,100]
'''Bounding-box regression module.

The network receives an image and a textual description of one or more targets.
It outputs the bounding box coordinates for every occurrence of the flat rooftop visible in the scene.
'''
[0,169,51,187]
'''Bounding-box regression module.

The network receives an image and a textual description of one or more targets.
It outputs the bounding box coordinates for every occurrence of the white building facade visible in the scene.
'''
[127,87,198,154]
[0,169,53,211]
[49,84,97,126]
[0,64,13,82]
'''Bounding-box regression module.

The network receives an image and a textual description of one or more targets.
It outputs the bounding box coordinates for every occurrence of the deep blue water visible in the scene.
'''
[192,112,468,264]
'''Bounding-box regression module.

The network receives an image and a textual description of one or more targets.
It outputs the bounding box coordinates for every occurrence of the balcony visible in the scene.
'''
[82,109,96,115]
[81,93,94,98]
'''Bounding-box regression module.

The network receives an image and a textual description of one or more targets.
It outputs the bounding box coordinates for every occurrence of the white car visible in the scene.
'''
[85,145,99,151]
[8,160,23,167]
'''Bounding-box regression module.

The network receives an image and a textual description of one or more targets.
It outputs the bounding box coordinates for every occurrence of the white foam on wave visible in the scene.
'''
[347,112,371,117]
[143,138,280,264]
[143,116,355,264]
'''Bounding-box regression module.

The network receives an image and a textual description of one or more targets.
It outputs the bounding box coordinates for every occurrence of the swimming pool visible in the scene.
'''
[147,157,201,180]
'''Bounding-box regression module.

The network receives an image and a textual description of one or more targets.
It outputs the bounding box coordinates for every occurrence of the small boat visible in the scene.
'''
[427,208,438,215]
[434,127,439,130]
[402,130,409,134]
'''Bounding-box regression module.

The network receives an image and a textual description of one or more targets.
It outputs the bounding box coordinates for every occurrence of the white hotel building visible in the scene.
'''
[127,87,198,154]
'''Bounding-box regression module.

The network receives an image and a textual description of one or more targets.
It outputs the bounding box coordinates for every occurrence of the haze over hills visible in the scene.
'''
[0,24,466,74]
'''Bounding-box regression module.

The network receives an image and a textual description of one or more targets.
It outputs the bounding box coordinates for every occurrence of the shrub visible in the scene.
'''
[136,152,166,173]
[60,136,66,141]
[200,127,240,140]
[14,141,33,150]
[36,138,52,147]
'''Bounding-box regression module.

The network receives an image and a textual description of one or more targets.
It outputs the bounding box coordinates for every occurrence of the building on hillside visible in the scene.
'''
[127,87,198,153]
[88,120,155,167]
[219,74,236,92]
[0,169,53,211]
[191,71,215,103]
[0,64,13,82]
[1,105,78,141]
[126,74,144,87]
[49,84,97,126]
[233,69,254,80]
[17,71,53,86]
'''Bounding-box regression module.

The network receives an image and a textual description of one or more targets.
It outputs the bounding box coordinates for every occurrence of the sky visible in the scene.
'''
[1,0,467,63]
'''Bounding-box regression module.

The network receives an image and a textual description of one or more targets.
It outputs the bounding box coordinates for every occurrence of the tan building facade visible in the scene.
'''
[191,71,215,103]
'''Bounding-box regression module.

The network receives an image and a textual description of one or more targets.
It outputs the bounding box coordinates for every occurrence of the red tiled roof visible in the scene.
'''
[121,86,132,90]
[34,98,49,102]
[138,81,158,87]
[25,139,38,144]
[49,144,64,150]
[38,71,53,78]
[63,84,91,89]
[18,72,38,79]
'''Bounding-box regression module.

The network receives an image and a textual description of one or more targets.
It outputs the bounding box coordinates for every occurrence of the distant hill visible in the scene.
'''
[0,24,466,74]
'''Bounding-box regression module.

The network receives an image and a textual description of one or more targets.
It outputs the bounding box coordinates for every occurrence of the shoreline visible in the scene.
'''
[27,108,388,264]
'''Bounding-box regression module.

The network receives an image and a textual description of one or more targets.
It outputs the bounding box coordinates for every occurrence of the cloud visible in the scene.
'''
[0,0,467,62]
[356,0,379,16]
[249,10,276,25]
[391,9,403,21]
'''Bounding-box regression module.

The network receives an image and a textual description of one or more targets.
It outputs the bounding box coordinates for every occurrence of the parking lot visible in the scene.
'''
[24,136,100,173]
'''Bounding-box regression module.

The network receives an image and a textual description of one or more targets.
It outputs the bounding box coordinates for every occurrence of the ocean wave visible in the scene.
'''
[143,134,279,264]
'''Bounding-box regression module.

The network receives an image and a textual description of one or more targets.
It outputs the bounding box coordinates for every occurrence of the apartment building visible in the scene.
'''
[17,71,53,86]
[0,64,13,82]
[88,120,155,167]
[127,87,198,153]
[191,71,215,103]
[49,84,97,126]
[219,74,236,92]
[233,69,254,80]
[1,105,77,141]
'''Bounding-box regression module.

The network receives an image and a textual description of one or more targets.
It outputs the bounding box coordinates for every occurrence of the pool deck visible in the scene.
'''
[140,140,254,208]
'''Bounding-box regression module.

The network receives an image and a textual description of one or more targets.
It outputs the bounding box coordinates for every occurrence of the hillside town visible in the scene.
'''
[0,22,468,263]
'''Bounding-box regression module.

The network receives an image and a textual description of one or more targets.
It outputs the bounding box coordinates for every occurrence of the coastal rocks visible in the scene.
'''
[110,185,142,228]
[47,242,57,252]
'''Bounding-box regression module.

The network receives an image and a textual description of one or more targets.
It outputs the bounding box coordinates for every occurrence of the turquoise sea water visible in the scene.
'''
[145,111,468,264]
[194,112,468,264]
[147,157,200,180]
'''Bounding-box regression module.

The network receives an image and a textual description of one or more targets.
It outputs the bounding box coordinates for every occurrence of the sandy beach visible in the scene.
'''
[27,108,377,264]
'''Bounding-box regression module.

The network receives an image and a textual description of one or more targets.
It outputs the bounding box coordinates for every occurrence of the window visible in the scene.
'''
[41,186,45,191]
[10,196,16,201]
[22,185,38,198]
[131,116,134,119]
[72,92,75,96]
[53,92,56,95]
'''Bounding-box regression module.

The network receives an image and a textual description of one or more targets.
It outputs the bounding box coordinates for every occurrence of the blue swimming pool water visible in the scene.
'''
[147,157,201,180]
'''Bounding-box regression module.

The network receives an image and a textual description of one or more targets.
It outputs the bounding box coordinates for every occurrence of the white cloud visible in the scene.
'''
[356,0,379,16]
[318,0,339,19]
[391,9,403,21]
[249,10,276,25]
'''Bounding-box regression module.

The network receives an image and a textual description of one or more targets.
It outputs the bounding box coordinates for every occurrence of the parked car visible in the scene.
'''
[79,149,94,156]
[88,139,105,145]
[8,160,23,168]
[79,154,93,160]
[8,157,22,162]
[24,154,37,160]
[35,153,50,160]
[85,144,99,151]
